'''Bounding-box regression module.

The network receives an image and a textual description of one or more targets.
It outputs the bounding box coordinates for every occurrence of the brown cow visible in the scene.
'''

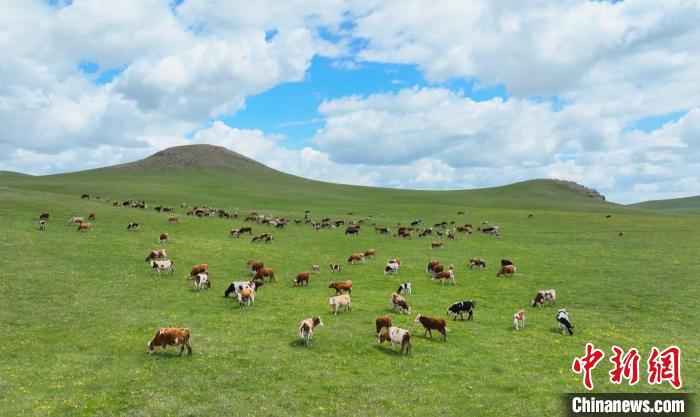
[469,258,487,269]
[88,212,96,221]
[145,249,167,261]
[430,241,444,249]
[426,260,440,274]
[347,253,366,264]
[364,249,376,259]
[391,293,410,314]
[253,268,276,282]
[189,264,209,279]
[147,327,192,355]
[77,223,92,232]
[168,216,179,223]
[328,280,352,294]
[293,272,310,287]
[68,216,84,225]
[239,226,253,234]
[159,232,169,243]
[496,264,516,277]
[415,315,447,341]
[246,259,264,274]
[375,315,393,335]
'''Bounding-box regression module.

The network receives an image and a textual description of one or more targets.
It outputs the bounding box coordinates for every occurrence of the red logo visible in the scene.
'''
[572,343,606,390]
[647,346,682,389]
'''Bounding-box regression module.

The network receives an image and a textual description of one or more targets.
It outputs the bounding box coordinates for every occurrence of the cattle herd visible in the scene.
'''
[35,195,578,356]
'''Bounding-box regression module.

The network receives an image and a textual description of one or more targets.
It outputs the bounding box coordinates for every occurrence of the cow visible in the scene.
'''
[151,260,173,276]
[345,226,359,236]
[532,289,556,307]
[426,260,441,274]
[375,227,389,234]
[364,249,376,259]
[447,300,475,320]
[396,283,412,295]
[469,258,487,269]
[159,232,169,243]
[347,253,366,264]
[556,309,574,335]
[501,259,514,266]
[147,327,191,356]
[415,315,447,341]
[38,220,46,231]
[432,265,455,285]
[253,268,276,283]
[145,249,167,262]
[237,287,255,307]
[80,194,90,200]
[77,223,92,232]
[329,294,352,315]
[513,310,526,330]
[496,264,516,277]
[188,264,209,280]
[39,212,50,221]
[68,216,84,225]
[311,265,321,274]
[293,272,310,287]
[224,281,262,297]
[375,316,393,335]
[378,326,412,354]
[329,263,342,273]
[419,228,433,238]
[328,280,352,295]
[127,222,140,231]
[229,228,240,238]
[430,241,444,249]
[239,226,253,234]
[299,317,324,347]
[168,216,179,223]
[88,212,96,221]
[391,293,410,314]
[246,259,264,274]
[194,273,211,291]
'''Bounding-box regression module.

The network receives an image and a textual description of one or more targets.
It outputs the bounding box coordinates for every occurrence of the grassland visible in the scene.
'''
[1,153,698,417]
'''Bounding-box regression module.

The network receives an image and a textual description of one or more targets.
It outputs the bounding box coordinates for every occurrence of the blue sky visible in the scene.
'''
[1,0,698,204]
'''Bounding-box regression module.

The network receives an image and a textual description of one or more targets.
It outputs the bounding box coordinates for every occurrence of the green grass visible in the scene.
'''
[1,164,698,417]
[631,195,700,214]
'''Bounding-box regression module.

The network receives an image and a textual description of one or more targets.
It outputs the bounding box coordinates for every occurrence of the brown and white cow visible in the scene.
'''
[391,293,410,314]
[299,316,324,347]
[188,264,209,280]
[148,327,192,355]
[532,289,556,307]
[151,260,173,275]
[468,258,487,269]
[496,264,516,277]
[426,260,441,274]
[432,265,455,285]
[159,232,169,243]
[168,216,179,223]
[347,253,366,264]
[328,280,352,294]
[194,273,211,291]
[329,263,342,273]
[430,241,444,249]
[237,287,255,307]
[246,259,264,274]
[253,268,276,283]
[329,294,352,315]
[69,216,84,225]
[311,264,321,274]
[293,271,310,287]
[375,315,393,335]
[378,326,411,354]
[77,223,92,232]
[513,309,526,330]
[364,248,376,259]
[145,249,167,262]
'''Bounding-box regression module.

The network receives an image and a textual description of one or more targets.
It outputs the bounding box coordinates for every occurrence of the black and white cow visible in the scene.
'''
[396,283,412,295]
[447,300,475,320]
[384,261,400,275]
[224,280,262,297]
[556,308,574,335]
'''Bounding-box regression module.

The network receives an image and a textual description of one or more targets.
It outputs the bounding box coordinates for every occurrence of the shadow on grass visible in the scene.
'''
[373,344,411,356]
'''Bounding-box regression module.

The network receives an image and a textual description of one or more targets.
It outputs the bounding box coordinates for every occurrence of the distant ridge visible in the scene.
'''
[105,144,268,172]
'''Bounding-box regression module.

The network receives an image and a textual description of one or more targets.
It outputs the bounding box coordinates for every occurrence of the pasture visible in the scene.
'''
[1,167,699,417]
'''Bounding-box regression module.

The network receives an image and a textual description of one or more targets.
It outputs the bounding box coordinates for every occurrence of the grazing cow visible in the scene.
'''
[239,226,253,235]
[375,316,393,335]
[194,273,211,291]
[80,193,90,200]
[237,287,255,307]
[501,259,514,266]
[77,223,92,232]
[345,226,359,236]
[246,259,264,274]
[147,327,191,356]
[68,216,84,225]
[328,280,352,295]
[299,317,324,347]
[38,220,46,231]
[378,326,412,354]
[430,241,444,249]
[229,228,240,238]
[469,258,487,269]
[88,212,96,221]
[329,294,352,315]
[39,212,50,221]
[532,289,556,307]
[364,249,376,259]
[188,264,209,279]
[556,309,574,335]
[410,219,421,226]
[426,260,441,274]
[447,232,457,240]
[311,264,321,274]
[329,263,342,273]
[432,265,455,285]
[447,300,475,320]
[396,283,412,295]
[391,293,410,314]
[513,310,526,330]
[224,281,261,297]
[145,249,167,261]
[419,228,433,237]
[375,227,389,234]
[347,253,366,264]
[496,264,516,277]
[168,216,179,223]
[151,260,173,275]
[293,272,310,287]
[159,232,169,243]
[127,222,140,231]
[253,268,276,283]
[415,315,447,341]
[384,261,400,275]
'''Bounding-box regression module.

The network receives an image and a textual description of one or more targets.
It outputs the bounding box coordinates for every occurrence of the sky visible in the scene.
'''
[1,0,699,204]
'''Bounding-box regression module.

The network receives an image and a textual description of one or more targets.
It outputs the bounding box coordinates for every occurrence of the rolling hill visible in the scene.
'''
[630,195,700,214]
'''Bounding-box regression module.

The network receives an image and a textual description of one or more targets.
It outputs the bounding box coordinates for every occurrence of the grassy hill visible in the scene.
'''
[630,195,700,214]
[1,145,698,417]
